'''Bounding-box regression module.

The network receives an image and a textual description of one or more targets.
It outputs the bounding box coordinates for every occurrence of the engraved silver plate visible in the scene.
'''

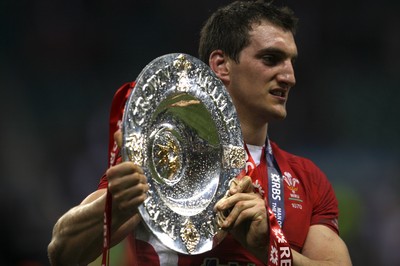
[122,53,245,254]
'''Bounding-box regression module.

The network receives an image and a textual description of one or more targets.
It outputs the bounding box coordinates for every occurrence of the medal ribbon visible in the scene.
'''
[266,140,285,227]
[242,141,293,265]
[101,82,135,266]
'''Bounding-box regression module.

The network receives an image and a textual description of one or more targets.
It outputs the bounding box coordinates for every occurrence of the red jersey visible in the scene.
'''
[98,83,339,265]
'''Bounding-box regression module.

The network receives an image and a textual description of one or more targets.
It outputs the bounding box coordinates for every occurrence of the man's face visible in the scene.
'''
[225,20,298,126]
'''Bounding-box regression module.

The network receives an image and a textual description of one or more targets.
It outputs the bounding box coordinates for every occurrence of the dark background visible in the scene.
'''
[1,0,399,265]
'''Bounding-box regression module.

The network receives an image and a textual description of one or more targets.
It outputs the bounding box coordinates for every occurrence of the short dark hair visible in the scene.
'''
[198,0,298,63]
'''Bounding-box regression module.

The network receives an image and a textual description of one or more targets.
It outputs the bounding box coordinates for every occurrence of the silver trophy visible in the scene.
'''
[121,53,245,254]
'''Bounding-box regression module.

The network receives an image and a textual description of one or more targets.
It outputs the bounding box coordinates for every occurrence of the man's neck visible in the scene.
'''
[241,121,268,146]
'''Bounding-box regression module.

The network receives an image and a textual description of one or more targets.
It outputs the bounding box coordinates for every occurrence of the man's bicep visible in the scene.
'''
[302,224,352,265]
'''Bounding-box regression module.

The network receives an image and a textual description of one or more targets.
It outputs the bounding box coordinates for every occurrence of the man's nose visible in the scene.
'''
[277,60,296,88]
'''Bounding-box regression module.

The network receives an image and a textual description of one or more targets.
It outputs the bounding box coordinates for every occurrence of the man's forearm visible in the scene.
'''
[48,193,107,266]
[293,249,333,266]
[292,249,352,266]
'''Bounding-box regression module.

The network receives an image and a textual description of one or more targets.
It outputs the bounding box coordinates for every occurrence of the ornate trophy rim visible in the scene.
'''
[121,53,245,254]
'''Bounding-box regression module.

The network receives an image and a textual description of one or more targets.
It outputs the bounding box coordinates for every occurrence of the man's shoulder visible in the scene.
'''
[270,140,318,170]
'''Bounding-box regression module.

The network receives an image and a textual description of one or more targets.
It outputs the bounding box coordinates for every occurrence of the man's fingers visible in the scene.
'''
[106,162,149,215]
[106,161,144,179]
[230,176,254,194]
[106,163,147,198]
[215,193,260,227]
[113,182,149,211]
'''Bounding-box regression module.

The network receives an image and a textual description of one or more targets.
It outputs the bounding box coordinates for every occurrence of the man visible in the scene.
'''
[48,1,352,265]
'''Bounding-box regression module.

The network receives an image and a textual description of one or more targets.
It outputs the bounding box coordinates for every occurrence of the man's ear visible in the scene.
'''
[209,50,230,84]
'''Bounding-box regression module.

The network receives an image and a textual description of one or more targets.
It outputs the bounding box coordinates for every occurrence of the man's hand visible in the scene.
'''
[107,130,149,222]
[107,162,148,218]
[214,176,269,262]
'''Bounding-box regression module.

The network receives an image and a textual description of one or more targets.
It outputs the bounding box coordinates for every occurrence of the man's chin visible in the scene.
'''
[270,110,287,121]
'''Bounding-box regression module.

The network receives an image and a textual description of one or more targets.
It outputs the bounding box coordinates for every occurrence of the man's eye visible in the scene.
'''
[262,55,278,65]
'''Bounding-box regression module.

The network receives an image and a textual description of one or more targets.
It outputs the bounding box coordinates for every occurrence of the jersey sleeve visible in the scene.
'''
[308,162,340,234]
[97,82,135,190]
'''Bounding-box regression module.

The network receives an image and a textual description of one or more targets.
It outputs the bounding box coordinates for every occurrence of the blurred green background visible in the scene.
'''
[1,0,399,265]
